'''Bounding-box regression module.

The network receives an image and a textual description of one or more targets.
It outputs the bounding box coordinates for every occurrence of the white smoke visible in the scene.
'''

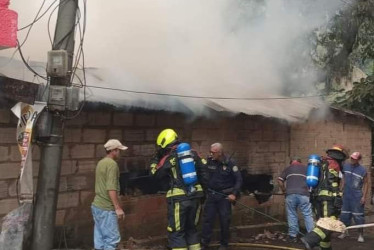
[3,0,345,119]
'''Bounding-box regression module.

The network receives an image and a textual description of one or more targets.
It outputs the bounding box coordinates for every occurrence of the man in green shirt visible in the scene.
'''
[91,139,127,250]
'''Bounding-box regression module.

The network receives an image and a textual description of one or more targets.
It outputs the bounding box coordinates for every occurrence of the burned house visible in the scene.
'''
[0,98,372,247]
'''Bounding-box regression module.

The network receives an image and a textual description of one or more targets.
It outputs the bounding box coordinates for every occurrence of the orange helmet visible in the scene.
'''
[326,144,347,161]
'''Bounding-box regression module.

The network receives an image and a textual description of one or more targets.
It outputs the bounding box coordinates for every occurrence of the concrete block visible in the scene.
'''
[9,145,21,161]
[61,160,78,175]
[78,160,96,173]
[156,113,185,127]
[113,113,133,126]
[248,130,262,141]
[55,209,66,226]
[0,162,20,179]
[88,112,111,126]
[0,146,9,162]
[0,109,11,124]
[66,175,89,191]
[95,144,106,158]
[132,144,155,156]
[136,114,155,127]
[192,129,208,141]
[83,129,106,143]
[0,198,18,215]
[0,181,8,198]
[124,130,144,142]
[0,127,17,144]
[64,128,82,143]
[108,129,122,140]
[145,129,160,142]
[57,192,80,209]
[255,142,269,152]
[268,142,281,152]
[62,145,70,160]
[59,176,68,192]
[70,144,95,159]
[80,191,94,205]
[65,112,88,126]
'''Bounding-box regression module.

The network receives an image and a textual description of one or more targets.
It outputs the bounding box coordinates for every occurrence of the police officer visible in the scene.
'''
[301,145,347,250]
[201,143,243,250]
[150,128,208,250]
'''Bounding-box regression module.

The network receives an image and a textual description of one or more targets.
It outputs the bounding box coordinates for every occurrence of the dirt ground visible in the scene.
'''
[126,228,374,250]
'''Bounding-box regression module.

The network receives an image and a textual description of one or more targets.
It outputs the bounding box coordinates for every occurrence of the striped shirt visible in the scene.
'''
[278,164,309,196]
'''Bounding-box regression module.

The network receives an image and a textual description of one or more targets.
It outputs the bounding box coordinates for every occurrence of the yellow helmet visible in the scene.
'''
[156,128,178,148]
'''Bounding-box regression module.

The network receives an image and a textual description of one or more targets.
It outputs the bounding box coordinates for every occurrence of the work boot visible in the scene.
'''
[357,234,364,243]
[200,243,209,250]
[287,236,298,243]
[337,231,348,239]
[300,237,312,250]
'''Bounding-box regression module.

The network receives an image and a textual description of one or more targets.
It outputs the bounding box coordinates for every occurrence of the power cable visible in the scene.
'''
[83,84,325,101]
[17,39,48,80]
[63,0,87,120]
[48,0,70,45]
[209,189,305,236]
[18,0,59,31]
[18,0,47,49]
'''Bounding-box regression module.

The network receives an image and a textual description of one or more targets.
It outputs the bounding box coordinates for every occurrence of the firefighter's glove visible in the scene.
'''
[334,196,343,209]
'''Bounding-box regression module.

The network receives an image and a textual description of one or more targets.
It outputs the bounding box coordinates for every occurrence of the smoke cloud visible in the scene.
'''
[3,0,345,119]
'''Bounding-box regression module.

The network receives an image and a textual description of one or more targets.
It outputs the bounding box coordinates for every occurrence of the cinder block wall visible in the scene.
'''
[0,108,290,246]
[0,107,372,247]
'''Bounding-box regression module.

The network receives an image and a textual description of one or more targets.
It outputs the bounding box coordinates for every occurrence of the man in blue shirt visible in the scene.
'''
[338,152,368,242]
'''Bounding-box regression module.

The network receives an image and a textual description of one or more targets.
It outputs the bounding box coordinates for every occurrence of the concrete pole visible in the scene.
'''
[31,1,78,250]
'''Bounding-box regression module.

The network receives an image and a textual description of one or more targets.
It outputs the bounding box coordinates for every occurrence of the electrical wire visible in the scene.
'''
[17,39,48,80]
[62,0,87,120]
[84,84,325,101]
[18,0,59,31]
[48,0,70,46]
[18,0,47,49]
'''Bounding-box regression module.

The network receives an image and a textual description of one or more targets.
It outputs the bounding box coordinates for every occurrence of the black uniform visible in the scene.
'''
[150,144,208,250]
[201,155,242,248]
[301,157,343,250]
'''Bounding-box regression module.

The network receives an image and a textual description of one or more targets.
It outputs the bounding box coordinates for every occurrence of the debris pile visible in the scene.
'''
[235,230,288,245]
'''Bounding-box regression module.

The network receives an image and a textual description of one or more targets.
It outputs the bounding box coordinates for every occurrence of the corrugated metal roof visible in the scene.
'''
[0,56,360,123]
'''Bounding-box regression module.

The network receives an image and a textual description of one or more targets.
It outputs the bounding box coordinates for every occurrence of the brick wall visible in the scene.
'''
[0,107,372,247]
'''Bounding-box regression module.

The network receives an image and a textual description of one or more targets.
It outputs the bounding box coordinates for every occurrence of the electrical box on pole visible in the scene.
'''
[48,85,80,111]
[46,50,68,77]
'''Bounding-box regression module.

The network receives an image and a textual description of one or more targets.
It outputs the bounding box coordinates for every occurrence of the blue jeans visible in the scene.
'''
[285,194,314,237]
[91,205,121,250]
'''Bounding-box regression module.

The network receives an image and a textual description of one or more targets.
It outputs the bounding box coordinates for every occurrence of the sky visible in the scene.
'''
[1,0,345,120]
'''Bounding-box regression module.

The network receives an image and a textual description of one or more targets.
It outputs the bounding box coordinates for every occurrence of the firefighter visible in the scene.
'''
[201,142,243,250]
[150,128,209,250]
[301,145,347,250]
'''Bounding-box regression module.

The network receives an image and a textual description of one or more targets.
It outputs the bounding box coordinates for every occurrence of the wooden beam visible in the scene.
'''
[0,76,39,104]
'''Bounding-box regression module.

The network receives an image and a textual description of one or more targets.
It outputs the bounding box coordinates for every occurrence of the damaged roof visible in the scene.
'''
[0,56,342,123]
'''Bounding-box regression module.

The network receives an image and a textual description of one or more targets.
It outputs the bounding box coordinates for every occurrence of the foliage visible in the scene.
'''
[335,76,374,118]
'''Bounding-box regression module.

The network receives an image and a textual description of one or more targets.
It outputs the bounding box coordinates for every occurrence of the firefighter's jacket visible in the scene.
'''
[150,145,209,200]
[313,156,342,202]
